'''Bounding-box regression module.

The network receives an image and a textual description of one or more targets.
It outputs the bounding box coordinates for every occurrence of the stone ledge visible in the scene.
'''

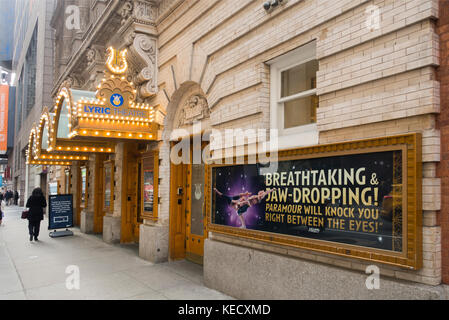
[80,210,94,234]
[103,216,121,244]
[204,239,446,300]
[139,224,169,263]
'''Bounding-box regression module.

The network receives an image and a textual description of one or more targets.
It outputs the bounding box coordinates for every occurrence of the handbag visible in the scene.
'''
[21,210,29,220]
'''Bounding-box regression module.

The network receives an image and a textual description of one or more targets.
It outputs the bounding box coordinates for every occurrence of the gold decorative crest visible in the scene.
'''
[106,47,128,75]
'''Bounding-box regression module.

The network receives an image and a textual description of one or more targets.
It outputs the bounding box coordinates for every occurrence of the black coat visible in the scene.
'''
[26,195,47,222]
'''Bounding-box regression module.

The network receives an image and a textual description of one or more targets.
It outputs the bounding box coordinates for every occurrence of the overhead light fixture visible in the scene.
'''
[263,1,271,10]
[263,0,285,11]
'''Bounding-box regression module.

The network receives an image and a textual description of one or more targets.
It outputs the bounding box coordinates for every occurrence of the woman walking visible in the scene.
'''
[26,188,47,242]
[14,190,19,206]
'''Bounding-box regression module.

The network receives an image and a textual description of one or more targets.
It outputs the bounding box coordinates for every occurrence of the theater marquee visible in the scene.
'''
[26,47,164,166]
[208,134,422,269]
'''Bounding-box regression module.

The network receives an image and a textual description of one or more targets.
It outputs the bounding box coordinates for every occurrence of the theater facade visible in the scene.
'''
[25,0,449,298]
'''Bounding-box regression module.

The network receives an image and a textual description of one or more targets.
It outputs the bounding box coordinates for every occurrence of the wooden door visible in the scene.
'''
[185,162,206,264]
[121,145,140,243]
[170,162,188,260]
[93,157,104,234]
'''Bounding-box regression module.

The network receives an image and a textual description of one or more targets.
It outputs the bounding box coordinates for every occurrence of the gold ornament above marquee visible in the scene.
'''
[27,47,164,166]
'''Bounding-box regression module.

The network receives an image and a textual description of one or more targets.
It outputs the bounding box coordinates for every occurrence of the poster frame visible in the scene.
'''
[207,133,422,270]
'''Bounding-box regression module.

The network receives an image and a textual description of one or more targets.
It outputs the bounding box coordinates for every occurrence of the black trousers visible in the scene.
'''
[28,220,41,237]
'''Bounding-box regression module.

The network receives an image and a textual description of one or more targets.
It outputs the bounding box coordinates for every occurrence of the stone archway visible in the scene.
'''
[139,81,211,263]
[165,82,211,262]
[159,81,211,224]
[164,81,211,135]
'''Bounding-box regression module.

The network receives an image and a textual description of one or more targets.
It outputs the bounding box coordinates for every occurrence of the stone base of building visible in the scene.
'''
[139,224,169,263]
[103,216,121,244]
[80,210,94,234]
[204,239,446,300]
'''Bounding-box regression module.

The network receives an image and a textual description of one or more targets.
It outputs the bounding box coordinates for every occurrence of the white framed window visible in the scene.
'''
[268,41,319,149]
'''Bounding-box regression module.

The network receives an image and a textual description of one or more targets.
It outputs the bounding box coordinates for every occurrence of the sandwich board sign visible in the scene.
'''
[48,194,74,238]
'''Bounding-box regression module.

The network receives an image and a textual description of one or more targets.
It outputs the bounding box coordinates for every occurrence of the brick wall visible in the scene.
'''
[436,0,449,285]
[155,0,442,285]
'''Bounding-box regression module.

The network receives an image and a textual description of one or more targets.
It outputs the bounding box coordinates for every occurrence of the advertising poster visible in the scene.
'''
[144,170,154,212]
[49,182,58,196]
[211,150,404,252]
[81,167,87,205]
[48,194,74,230]
[0,85,9,154]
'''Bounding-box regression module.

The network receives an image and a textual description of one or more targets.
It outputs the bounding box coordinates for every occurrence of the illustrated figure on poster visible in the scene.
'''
[214,188,275,229]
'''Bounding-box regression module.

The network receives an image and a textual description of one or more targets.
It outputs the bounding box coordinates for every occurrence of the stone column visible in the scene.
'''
[71,162,80,226]
[139,142,169,263]
[24,163,29,205]
[103,144,124,244]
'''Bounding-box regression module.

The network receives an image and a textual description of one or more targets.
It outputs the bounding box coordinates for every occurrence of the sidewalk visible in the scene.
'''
[0,206,233,300]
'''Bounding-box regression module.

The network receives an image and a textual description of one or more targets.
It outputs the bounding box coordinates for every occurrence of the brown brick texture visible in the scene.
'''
[437,0,449,285]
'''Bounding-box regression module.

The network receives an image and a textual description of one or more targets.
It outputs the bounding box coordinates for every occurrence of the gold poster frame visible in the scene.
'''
[207,133,422,270]
[140,150,159,222]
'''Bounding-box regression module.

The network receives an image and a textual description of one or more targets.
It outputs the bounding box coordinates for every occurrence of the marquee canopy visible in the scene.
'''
[27,47,164,166]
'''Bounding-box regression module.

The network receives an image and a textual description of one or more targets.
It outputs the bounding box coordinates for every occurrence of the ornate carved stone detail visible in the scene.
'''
[128,33,158,98]
[124,32,136,47]
[175,95,210,128]
[133,0,157,23]
[86,46,104,67]
[118,0,157,26]
[120,1,134,25]
[65,77,75,88]
[60,79,73,91]
[64,74,84,90]
[86,48,96,66]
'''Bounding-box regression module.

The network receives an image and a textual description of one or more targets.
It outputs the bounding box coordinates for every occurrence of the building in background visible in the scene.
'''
[0,0,16,192]
[0,0,16,70]
[0,73,14,191]
[11,0,56,205]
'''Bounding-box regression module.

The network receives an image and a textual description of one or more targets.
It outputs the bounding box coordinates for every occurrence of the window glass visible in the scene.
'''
[49,182,57,195]
[284,95,318,129]
[42,125,49,150]
[57,99,70,138]
[81,167,86,206]
[65,171,69,194]
[190,164,205,236]
[104,166,111,208]
[281,60,318,98]
[143,163,154,214]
